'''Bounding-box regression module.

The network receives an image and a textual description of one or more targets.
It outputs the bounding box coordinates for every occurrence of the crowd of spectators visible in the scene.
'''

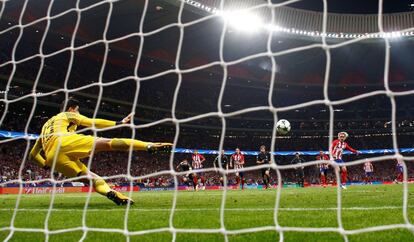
[1,139,412,188]
[1,29,414,189]
[2,48,414,136]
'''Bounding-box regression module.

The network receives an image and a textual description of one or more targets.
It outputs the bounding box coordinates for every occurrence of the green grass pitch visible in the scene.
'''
[1,184,414,242]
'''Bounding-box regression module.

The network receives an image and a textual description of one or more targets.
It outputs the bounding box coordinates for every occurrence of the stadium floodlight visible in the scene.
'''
[184,0,414,39]
[220,10,263,33]
[265,24,282,32]
[391,31,402,38]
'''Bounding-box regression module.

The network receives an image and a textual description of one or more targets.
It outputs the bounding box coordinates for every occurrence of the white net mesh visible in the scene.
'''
[1,0,414,241]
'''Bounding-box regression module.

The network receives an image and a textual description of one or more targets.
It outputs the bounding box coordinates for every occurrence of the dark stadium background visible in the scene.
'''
[1,0,414,186]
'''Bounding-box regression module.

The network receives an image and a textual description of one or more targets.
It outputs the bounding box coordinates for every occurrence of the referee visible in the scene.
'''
[257,145,271,189]
[291,152,306,187]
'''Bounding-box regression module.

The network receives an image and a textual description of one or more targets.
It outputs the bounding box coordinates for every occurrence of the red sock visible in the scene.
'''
[193,177,198,186]
[236,176,240,186]
[321,175,326,185]
[341,170,347,185]
[241,178,245,189]
[200,177,205,186]
[397,173,403,182]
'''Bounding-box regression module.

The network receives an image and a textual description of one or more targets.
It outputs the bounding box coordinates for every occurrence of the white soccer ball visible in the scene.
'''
[276,119,291,135]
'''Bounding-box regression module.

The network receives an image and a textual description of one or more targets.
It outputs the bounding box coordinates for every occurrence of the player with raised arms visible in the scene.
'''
[256,145,271,189]
[231,148,245,190]
[213,150,229,187]
[330,131,359,189]
[316,150,330,187]
[191,149,206,190]
[29,98,173,205]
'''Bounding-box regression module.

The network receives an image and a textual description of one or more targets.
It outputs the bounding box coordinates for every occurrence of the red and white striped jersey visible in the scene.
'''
[316,154,329,169]
[231,153,245,170]
[364,162,373,172]
[316,154,329,161]
[330,139,357,160]
[192,154,205,169]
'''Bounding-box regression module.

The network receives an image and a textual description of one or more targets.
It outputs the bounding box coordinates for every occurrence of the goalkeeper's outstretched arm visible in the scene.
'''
[29,138,47,168]
[79,112,174,154]
[61,98,173,154]
[68,112,133,129]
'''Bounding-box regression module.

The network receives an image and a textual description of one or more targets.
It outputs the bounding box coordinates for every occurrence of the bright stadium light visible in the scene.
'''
[220,10,263,33]
[183,0,414,39]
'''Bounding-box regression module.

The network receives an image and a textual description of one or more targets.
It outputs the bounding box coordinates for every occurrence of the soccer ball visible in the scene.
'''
[276,119,291,135]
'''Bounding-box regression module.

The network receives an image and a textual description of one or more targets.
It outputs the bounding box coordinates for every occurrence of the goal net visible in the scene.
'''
[0,0,413,241]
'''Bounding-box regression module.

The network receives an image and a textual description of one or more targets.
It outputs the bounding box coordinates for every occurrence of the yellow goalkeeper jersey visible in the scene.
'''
[40,112,116,153]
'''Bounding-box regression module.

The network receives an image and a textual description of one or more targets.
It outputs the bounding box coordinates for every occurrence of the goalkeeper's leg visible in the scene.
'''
[78,171,134,206]
[47,154,134,205]
[95,138,173,154]
[80,170,134,205]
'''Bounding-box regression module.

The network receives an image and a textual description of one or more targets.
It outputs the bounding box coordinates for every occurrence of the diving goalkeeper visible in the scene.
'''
[29,98,173,205]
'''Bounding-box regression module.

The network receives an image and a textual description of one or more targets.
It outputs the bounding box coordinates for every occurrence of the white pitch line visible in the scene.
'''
[1,206,412,212]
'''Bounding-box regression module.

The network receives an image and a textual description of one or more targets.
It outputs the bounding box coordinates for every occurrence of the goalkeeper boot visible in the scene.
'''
[147,143,173,154]
[107,190,134,206]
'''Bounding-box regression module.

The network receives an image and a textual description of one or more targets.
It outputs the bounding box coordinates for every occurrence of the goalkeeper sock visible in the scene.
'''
[93,178,111,196]
[110,138,149,151]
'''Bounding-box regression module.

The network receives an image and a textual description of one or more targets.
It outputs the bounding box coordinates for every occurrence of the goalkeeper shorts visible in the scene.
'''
[45,134,97,178]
